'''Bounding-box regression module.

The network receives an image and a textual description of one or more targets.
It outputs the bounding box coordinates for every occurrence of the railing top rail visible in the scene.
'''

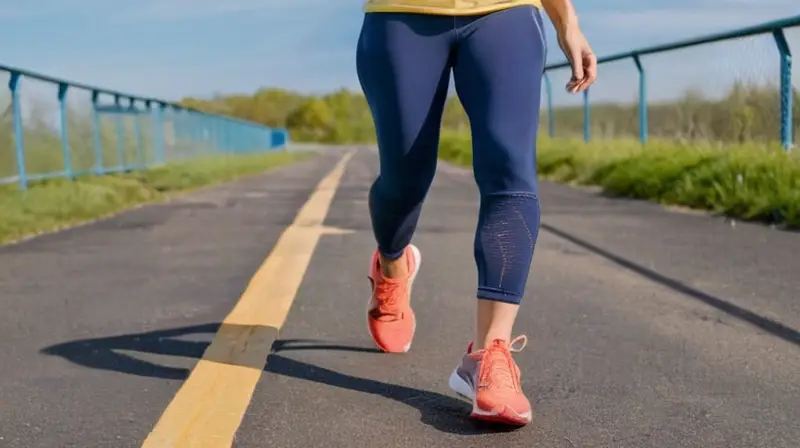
[0,62,268,129]
[1,62,176,106]
[545,14,800,70]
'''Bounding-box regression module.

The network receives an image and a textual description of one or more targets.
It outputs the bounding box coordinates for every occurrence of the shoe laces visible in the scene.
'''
[478,335,527,392]
[371,277,408,319]
[376,281,403,306]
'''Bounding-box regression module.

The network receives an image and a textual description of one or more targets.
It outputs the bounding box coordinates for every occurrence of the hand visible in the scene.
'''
[557,25,597,93]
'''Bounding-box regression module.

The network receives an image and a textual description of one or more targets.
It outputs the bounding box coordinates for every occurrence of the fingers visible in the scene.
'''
[567,49,585,93]
[583,51,598,86]
[567,50,597,93]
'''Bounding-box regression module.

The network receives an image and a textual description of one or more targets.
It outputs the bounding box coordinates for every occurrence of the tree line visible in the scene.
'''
[180,82,800,145]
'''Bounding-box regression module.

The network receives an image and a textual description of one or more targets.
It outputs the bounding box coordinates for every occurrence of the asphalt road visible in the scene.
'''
[0,146,798,447]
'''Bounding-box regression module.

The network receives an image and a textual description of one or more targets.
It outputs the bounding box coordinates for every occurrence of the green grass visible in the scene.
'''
[0,150,313,244]
[439,132,800,228]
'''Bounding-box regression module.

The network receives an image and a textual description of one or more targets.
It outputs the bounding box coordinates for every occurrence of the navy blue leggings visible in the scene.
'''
[356,6,546,304]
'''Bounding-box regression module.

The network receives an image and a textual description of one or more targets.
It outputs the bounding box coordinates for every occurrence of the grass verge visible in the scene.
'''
[0,150,314,244]
[439,132,800,228]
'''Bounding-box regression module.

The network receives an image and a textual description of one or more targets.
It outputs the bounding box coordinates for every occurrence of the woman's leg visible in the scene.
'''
[448,5,546,425]
[356,12,454,353]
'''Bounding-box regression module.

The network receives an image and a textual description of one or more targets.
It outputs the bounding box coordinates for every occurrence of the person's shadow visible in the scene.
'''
[41,323,519,435]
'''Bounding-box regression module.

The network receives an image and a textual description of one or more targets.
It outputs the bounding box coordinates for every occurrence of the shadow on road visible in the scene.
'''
[41,325,516,435]
[541,222,800,348]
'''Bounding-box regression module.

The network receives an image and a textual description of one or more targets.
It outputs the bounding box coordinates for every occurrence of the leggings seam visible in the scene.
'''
[531,9,547,68]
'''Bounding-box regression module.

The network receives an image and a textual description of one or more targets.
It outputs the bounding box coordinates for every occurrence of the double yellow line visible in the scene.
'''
[143,151,355,447]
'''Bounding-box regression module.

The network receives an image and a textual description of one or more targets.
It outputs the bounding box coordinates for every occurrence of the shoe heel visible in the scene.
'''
[448,368,474,400]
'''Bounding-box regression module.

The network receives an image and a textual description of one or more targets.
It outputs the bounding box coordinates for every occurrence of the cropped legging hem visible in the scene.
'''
[477,287,524,304]
[378,247,406,261]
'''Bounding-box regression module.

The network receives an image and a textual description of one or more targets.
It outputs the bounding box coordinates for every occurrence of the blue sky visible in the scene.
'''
[0,0,798,106]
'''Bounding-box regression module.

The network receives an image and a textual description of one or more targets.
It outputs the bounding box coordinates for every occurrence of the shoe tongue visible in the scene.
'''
[483,344,516,389]
[468,339,507,356]
[489,338,509,349]
[378,275,407,284]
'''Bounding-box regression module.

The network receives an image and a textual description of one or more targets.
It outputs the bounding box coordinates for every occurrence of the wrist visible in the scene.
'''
[541,0,580,36]
[555,18,579,37]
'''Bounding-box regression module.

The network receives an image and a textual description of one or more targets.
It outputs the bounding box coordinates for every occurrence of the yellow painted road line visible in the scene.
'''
[142,151,355,448]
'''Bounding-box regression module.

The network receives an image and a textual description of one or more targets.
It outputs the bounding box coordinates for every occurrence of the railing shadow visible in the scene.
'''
[41,325,516,435]
[541,222,800,347]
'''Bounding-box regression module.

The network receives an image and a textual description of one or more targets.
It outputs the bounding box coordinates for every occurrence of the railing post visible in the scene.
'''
[233,120,239,152]
[91,90,103,174]
[543,71,554,137]
[189,111,197,149]
[632,54,648,144]
[272,129,287,149]
[773,28,793,151]
[8,72,27,190]
[216,117,222,153]
[173,106,184,159]
[216,118,224,152]
[583,88,590,143]
[190,111,199,152]
[253,125,259,151]
[157,102,167,163]
[203,114,210,151]
[221,118,230,153]
[209,115,215,152]
[144,100,152,165]
[245,124,251,151]
[113,95,126,170]
[210,116,217,152]
[130,98,143,168]
[57,83,73,179]
[189,109,198,157]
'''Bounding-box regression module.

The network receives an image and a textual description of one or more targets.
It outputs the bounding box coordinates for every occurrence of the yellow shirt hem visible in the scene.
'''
[364,2,541,16]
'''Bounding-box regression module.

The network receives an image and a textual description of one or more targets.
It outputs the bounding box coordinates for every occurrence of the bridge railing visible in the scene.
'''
[0,64,289,190]
[541,15,800,151]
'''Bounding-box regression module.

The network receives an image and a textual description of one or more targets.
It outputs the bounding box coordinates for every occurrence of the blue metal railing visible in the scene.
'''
[0,63,289,190]
[542,14,800,150]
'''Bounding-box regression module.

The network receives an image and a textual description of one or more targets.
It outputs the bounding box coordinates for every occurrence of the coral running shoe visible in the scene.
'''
[448,336,533,425]
[367,245,421,353]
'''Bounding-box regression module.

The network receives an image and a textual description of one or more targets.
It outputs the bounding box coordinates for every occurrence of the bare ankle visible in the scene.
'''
[379,252,409,279]
[474,333,511,351]
[475,299,519,351]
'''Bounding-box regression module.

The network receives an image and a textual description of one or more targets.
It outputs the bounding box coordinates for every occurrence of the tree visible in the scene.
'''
[286,98,336,142]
